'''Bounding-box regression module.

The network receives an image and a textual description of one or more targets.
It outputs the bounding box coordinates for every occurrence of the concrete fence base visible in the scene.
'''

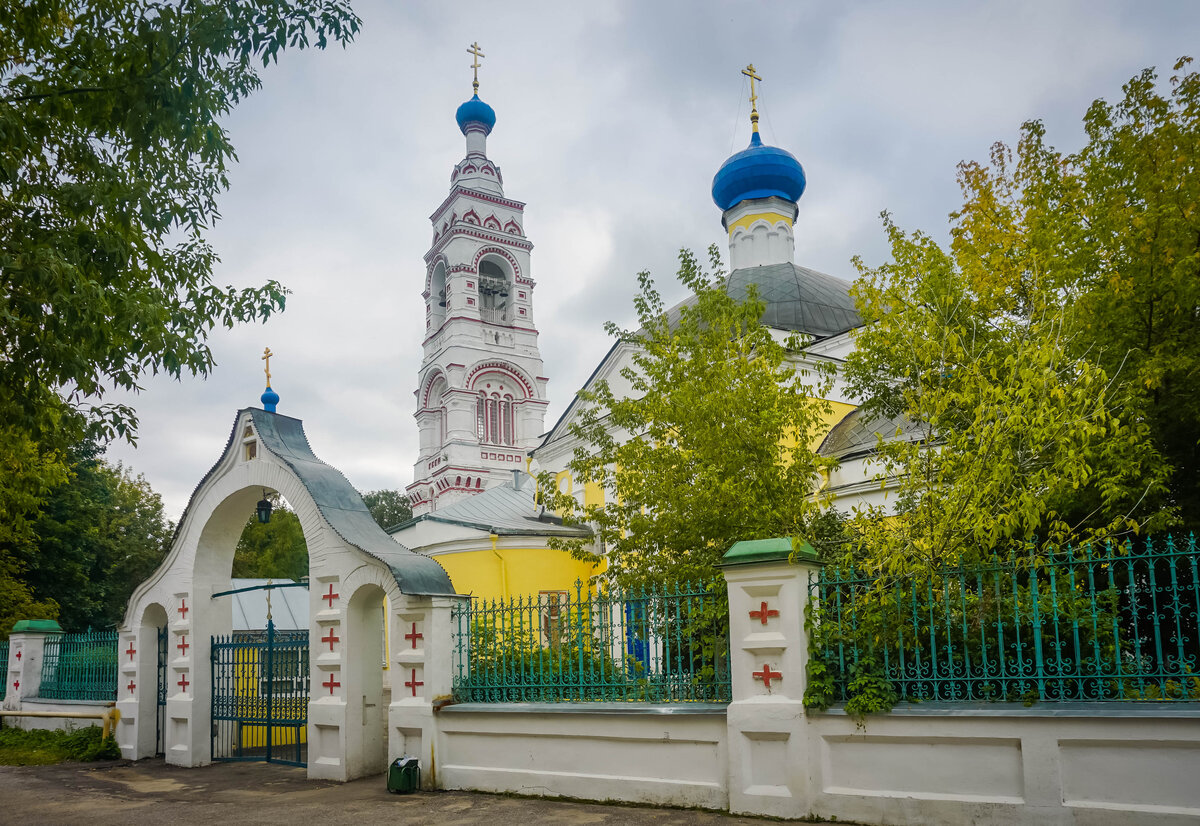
[425,700,1200,824]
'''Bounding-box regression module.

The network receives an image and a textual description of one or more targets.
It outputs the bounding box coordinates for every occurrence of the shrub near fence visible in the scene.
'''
[808,535,1200,709]
[38,629,119,702]
[453,579,731,703]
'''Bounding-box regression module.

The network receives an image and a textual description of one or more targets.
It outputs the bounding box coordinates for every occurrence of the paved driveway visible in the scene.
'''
[0,758,823,825]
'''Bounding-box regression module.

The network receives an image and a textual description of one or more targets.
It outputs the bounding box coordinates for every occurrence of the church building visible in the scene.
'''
[392,55,912,599]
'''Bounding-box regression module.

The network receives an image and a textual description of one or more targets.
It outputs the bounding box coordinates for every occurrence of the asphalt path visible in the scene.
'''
[0,758,830,825]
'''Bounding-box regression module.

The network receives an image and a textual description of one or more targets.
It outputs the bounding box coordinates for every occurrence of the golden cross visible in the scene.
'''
[742,64,762,132]
[467,41,485,94]
[262,347,273,386]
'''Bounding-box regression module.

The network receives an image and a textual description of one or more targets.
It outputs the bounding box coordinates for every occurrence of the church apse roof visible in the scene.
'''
[818,407,926,461]
[664,262,863,340]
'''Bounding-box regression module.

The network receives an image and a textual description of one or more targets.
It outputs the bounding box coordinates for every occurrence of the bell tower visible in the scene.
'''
[407,45,549,515]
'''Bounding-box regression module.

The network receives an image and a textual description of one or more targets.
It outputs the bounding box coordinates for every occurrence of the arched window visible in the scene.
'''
[472,370,524,447]
[477,258,509,324]
[427,376,448,448]
[476,392,516,446]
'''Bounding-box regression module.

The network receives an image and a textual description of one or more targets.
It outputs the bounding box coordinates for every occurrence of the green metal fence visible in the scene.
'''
[810,535,1200,704]
[0,640,8,701]
[453,579,731,703]
[38,628,119,702]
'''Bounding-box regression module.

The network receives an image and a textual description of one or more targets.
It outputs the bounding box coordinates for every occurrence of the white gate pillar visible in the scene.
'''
[721,537,821,819]
[2,620,62,719]
[388,593,467,788]
[116,623,162,758]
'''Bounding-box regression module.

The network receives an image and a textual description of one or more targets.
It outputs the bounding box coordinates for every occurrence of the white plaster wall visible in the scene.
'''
[435,704,729,809]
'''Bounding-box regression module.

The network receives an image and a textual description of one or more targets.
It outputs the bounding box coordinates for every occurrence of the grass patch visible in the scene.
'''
[0,723,120,765]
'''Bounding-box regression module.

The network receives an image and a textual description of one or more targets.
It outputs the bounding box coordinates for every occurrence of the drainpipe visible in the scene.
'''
[490,534,508,597]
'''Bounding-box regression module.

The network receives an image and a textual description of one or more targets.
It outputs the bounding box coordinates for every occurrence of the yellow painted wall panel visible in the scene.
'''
[434,546,595,601]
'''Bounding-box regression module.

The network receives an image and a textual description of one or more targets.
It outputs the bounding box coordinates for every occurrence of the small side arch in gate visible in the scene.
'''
[117,407,456,781]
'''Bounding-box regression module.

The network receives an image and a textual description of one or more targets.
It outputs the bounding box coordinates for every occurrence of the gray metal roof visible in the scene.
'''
[247,409,455,595]
[229,579,308,631]
[394,471,592,538]
[665,263,863,339]
[818,408,926,460]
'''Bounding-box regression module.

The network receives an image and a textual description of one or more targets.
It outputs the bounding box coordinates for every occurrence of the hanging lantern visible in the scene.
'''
[256,490,273,524]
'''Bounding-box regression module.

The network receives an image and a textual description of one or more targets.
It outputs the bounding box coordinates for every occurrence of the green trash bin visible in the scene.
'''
[387,756,420,794]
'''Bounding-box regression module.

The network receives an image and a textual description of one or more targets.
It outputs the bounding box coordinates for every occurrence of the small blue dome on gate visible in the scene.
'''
[261,386,279,413]
[711,132,806,212]
[456,94,496,135]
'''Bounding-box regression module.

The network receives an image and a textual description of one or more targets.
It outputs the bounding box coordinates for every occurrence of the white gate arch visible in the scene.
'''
[117,407,457,781]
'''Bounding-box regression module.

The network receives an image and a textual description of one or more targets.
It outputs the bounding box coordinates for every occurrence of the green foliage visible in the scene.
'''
[3,439,171,635]
[0,0,360,553]
[231,496,308,581]
[361,489,412,530]
[822,60,1197,715]
[0,551,60,642]
[845,213,1170,574]
[0,724,119,765]
[942,56,1199,533]
[462,617,624,701]
[538,246,836,589]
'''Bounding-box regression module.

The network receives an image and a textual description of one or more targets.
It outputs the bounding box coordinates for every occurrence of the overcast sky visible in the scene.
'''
[103,0,1200,520]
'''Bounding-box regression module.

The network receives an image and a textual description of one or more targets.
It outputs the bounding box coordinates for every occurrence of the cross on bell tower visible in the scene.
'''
[467,41,485,95]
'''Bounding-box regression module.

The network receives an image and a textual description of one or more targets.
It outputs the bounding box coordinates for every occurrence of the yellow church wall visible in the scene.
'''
[726,210,794,234]
[774,398,856,454]
[434,545,596,602]
[584,481,604,507]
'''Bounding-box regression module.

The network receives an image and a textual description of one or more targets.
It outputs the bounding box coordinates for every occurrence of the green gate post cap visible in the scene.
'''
[721,537,819,567]
[11,619,63,633]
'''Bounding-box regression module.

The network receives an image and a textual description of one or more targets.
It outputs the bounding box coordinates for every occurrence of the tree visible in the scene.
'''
[844,216,1170,578]
[362,489,412,530]
[0,0,360,539]
[946,56,1199,532]
[0,552,60,641]
[231,495,308,581]
[539,246,837,589]
[5,440,172,632]
[806,60,1191,719]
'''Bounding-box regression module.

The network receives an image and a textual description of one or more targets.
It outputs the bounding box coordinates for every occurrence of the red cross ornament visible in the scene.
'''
[322,584,339,608]
[12,680,18,691]
[749,601,780,626]
[14,650,21,661]
[178,598,189,618]
[322,674,341,694]
[321,628,340,651]
[125,641,137,661]
[752,664,782,689]
[177,674,190,693]
[404,669,424,697]
[127,680,137,695]
[177,635,190,656]
[404,623,423,649]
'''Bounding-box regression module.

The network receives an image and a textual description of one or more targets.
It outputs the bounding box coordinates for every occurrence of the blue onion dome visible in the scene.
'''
[261,386,279,413]
[711,131,806,211]
[455,94,496,135]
